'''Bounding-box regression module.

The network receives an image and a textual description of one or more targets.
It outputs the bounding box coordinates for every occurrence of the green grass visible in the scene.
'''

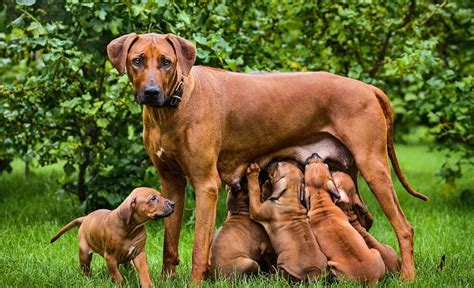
[0,145,473,287]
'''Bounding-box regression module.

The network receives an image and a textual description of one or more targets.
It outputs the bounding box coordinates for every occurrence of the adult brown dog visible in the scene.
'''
[107,33,428,282]
[247,161,327,281]
[209,186,276,278]
[50,187,175,287]
[305,155,385,283]
[332,171,400,273]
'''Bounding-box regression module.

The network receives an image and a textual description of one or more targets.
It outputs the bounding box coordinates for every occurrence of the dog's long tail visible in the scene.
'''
[370,85,429,201]
[50,217,85,243]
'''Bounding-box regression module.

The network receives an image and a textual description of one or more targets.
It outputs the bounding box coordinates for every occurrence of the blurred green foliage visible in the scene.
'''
[0,0,472,210]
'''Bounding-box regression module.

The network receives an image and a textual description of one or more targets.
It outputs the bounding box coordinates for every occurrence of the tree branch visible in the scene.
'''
[369,0,416,77]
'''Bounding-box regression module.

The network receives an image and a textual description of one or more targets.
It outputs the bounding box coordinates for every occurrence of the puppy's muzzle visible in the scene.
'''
[156,200,175,219]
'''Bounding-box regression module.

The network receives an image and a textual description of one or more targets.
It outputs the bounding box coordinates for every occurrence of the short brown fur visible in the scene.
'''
[50,187,174,287]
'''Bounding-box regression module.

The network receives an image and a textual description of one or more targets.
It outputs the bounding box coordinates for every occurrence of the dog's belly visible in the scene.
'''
[217,134,354,187]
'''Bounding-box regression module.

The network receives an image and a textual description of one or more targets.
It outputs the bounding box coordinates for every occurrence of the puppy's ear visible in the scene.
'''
[117,197,136,225]
[165,34,196,76]
[335,185,350,206]
[299,183,310,209]
[226,187,239,214]
[268,178,287,200]
[327,179,341,202]
[107,33,138,75]
[261,180,273,201]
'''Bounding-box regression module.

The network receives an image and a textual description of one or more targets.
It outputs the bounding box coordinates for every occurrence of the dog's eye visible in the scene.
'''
[150,196,157,201]
[161,58,171,68]
[132,57,142,66]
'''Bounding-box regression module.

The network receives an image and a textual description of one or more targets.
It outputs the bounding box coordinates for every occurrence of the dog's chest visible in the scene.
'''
[126,244,138,259]
[156,147,166,160]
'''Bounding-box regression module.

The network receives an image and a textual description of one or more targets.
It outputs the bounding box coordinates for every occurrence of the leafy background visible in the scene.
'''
[0,0,472,212]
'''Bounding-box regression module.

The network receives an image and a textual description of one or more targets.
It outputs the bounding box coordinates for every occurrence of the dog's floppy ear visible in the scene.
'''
[165,34,196,76]
[117,197,136,224]
[327,179,341,202]
[226,187,239,214]
[107,33,138,75]
[268,177,287,200]
[261,180,273,201]
[300,183,310,209]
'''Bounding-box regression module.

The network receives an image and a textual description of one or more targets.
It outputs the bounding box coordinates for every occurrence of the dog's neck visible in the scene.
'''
[112,206,148,237]
[143,72,196,129]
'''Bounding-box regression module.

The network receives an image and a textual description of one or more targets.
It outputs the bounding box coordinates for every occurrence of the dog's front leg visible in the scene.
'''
[104,253,124,285]
[133,251,153,288]
[247,163,271,221]
[158,168,187,278]
[189,169,221,283]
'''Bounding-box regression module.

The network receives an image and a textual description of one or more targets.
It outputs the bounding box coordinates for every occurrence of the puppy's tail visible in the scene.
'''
[371,85,429,201]
[50,217,85,243]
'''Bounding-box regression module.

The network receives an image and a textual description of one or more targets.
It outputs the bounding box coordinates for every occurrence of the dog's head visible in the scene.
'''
[266,160,304,201]
[117,187,175,225]
[226,184,251,215]
[107,33,196,107]
[305,154,340,200]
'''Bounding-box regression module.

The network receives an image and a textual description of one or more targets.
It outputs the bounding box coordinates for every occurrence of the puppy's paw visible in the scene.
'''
[246,163,260,178]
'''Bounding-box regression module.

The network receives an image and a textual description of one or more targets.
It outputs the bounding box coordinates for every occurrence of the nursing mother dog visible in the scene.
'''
[107,32,428,283]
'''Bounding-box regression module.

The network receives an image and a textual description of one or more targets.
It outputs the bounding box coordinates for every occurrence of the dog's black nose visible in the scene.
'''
[143,86,162,100]
[168,201,175,209]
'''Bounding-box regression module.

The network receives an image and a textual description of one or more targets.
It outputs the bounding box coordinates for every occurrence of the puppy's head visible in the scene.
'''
[226,185,250,214]
[266,160,303,201]
[118,187,175,225]
[305,154,340,200]
[304,153,330,188]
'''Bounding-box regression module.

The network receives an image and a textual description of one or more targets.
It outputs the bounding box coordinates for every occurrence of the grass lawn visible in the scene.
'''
[0,145,473,287]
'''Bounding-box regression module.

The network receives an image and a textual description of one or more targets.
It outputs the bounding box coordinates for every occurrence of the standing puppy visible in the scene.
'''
[209,186,276,278]
[50,187,175,287]
[332,171,400,273]
[246,161,327,281]
[305,154,385,283]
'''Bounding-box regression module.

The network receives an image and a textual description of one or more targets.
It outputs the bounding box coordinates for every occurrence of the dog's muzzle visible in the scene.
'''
[153,200,175,219]
[138,85,166,106]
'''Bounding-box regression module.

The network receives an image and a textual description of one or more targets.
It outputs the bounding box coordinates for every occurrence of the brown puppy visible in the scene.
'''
[50,187,175,287]
[107,33,428,282]
[246,161,327,281]
[332,171,400,273]
[209,186,276,278]
[305,154,385,283]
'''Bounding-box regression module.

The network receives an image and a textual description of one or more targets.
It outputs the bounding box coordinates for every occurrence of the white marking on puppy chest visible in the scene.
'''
[156,148,165,159]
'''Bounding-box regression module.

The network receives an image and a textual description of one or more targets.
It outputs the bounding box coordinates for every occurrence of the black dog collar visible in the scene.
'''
[169,77,184,108]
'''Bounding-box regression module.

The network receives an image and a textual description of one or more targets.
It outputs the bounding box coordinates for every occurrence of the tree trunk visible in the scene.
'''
[77,160,88,203]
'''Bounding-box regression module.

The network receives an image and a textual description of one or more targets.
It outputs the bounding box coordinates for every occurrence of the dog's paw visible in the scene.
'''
[246,163,260,178]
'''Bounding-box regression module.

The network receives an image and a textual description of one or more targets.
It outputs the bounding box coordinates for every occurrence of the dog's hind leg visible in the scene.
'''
[332,101,415,281]
[78,239,92,277]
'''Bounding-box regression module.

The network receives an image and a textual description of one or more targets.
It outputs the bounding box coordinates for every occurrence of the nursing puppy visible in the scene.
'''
[331,171,400,273]
[50,187,175,287]
[209,185,276,278]
[305,154,385,283]
[247,161,327,281]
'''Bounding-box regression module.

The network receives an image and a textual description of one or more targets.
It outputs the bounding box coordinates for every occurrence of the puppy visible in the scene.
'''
[50,187,175,287]
[246,161,327,282]
[209,185,276,278]
[331,171,401,273]
[305,154,385,283]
